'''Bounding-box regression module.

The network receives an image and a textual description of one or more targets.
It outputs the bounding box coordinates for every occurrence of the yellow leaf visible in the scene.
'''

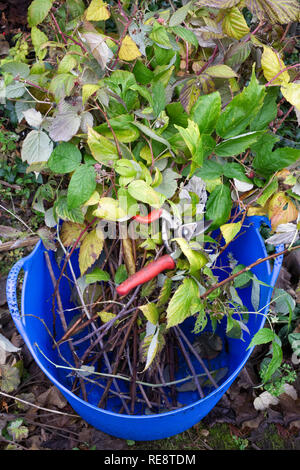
[280,83,300,112]
[220,221,242,244]
[261,46,290,86]
[60,221,86,247]
[78,228,104,275]
[93,197,128,221]
[247,206,267,217]
[267,192,298,230]
[222,7,250,40]
[118,35,141,61]
[85,0,110,21]
[138,304,159,325]
[97,311,116,323]
[84,191,101,206]
[82,84,100,105]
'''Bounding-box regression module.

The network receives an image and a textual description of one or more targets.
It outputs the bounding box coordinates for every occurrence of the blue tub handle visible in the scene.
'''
[6,257,28,338]
[245,215,284,287]
[270,244,284,287]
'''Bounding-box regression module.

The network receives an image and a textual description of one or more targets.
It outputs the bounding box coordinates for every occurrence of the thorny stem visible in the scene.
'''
[196,45,218,76]
[201,245,300,301]
[265,63,300,87]
[50,11,67,44]
[95,101,122,160]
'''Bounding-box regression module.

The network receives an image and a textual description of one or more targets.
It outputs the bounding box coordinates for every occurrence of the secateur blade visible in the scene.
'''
[177,218,213,241]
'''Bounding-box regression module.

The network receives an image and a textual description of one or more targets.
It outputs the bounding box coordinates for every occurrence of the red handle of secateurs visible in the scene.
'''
[116,254,175,296]
[132,209,163,224]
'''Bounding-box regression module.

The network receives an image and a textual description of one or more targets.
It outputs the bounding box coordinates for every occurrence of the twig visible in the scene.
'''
[196,45,218,76]
[265,63,300,87]
[0,203,35,235]
[44,251,87,401]
[176,326,218,389]
[98,310,139,408]
[201,245,300,302]
[174,329,204,399]
[0,391,78,418]
[0,236,40,252]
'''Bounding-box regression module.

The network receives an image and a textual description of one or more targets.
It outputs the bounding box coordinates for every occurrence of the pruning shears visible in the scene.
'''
[116,209,212,296]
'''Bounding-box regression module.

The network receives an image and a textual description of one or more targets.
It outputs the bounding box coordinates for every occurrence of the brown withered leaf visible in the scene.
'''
[60,221,86,248]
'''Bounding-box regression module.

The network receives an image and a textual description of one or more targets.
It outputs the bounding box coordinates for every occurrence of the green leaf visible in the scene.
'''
[132,121,171,149]
[222,162,252,183]
[256,179,278,206]
[58,55,78,74]
[263,342,283,382]
[215,131,263,157]
[157,277,172,307]
[166,102,189,127]
[195,160,223,180]
[251,275,260,310]
[5,81,26,99]
[7,419,29,441]
[31,26,48,60]
[225,40,252,68]
[54,195,84,223]
[150,22,172,47]
[85,267,110,284]
[82,84,100,105]
[139,303,159,325]
[132,60,154,84]
[156,168,181,199]
[216,67,265,139]
[127,180,166,209]
[174,119,203,170]
[28,0,53,26]
[152,81,166,118]
[2,61,30,79]
[248,328,275,349]
[205,184,232,229]
[166,278,199,328]
[169,1,193,26]
[67,165,96,209]
[170,26,198,47]
[190,92,221,135]
[251,133,279,175]
[173,238,207,274]
[87,127,119,167]
[49,74,76,102]
[273,288,296,315]
[232,264,253,287]
[93,197,128,221]
[114,265,128,284]
[250,87,279,131]
[252,135,300,175]
[21,130,53,165]
[48,142,82,174]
